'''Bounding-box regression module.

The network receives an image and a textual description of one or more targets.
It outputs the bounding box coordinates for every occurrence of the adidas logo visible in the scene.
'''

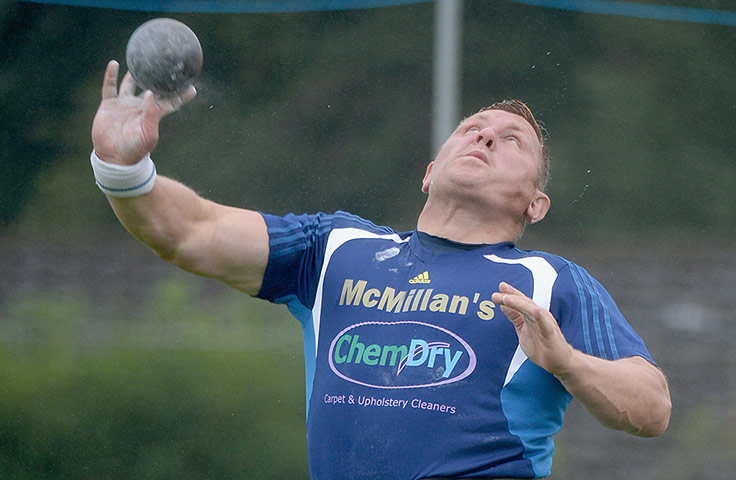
[409,271,430,284]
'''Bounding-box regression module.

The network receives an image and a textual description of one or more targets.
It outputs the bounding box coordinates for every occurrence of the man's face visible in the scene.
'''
[422,109,545,212]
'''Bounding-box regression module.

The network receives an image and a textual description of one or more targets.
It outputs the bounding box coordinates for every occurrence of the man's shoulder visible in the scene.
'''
[260,210,398,238]
[493,244,575,272]
[510,246,613,298]
[329,210,398,236]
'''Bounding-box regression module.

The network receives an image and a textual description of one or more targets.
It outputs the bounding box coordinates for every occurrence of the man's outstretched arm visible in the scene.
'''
[92,60,269,295]
[492,282,672,437]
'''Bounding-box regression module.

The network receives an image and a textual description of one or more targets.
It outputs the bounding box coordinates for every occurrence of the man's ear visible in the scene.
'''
[421,162,434,194]
[524,190,550,224]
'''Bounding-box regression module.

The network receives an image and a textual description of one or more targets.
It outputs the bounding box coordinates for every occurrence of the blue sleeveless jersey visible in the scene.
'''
[256,211,654,480]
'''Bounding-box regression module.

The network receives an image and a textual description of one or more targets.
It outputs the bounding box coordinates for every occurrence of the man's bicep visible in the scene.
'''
[175,202,270,295]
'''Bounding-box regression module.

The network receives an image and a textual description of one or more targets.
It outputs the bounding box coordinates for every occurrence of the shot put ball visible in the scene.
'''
[125,18,202,96]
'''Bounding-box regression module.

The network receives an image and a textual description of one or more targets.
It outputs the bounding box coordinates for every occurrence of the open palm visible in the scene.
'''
[91,60,195,165]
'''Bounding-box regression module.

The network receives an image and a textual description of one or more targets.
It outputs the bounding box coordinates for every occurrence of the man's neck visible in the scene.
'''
[416,198,521,245]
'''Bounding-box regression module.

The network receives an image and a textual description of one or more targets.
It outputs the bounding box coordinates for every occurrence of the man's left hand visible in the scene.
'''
[492,281,573,377]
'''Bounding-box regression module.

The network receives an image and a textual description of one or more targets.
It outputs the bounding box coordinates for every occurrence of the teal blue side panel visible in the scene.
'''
[277,294,317,416]
[500,360,572,477]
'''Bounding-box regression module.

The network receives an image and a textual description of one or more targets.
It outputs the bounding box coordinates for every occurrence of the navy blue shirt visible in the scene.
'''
[257,211,653,480]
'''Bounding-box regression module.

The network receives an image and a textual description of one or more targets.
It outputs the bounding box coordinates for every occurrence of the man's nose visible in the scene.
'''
[474,126,495,149]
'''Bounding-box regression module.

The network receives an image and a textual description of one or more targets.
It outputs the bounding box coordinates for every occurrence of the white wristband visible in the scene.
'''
[90,150,156,198]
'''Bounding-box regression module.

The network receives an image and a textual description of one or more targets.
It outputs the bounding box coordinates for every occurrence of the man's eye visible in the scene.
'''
[467,126,480,133]
[507,136,519,144]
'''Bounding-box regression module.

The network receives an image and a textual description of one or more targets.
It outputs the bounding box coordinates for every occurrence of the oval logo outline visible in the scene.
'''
[327,320,477,389]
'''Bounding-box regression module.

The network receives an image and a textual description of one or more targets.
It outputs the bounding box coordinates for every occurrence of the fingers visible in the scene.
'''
[141,90,156,112]
[492,282,528,310]
[492,282,549,327]
[494,282,561,335]
[141,90,162,130]
[155,84,197,117]
[119,71,138,97]
[101,60,120,99]
[180,84,197,104]
[491,283,527,330]
[498,281,522,296]
[100,61,141,100]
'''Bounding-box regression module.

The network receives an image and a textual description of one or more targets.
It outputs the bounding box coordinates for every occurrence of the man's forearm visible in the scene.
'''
[492,283,671,437]
[107,175,207,262]
[104,174,270,295]
[555,353,671,437]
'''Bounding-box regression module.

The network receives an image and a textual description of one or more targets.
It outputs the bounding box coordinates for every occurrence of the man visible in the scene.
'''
[91,60,671,479]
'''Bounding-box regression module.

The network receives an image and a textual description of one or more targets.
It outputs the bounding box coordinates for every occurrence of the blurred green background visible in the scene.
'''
[1,0,735,478]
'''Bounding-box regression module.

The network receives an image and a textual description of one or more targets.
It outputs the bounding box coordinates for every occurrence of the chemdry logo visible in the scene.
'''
[328,321,477,389]
[409,271,430,284]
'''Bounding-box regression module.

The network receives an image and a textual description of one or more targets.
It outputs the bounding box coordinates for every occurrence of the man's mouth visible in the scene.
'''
[463,149,489,164]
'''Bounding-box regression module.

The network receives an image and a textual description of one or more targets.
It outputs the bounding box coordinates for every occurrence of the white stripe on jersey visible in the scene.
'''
[483,254,559,386]
[312,228,408,358]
